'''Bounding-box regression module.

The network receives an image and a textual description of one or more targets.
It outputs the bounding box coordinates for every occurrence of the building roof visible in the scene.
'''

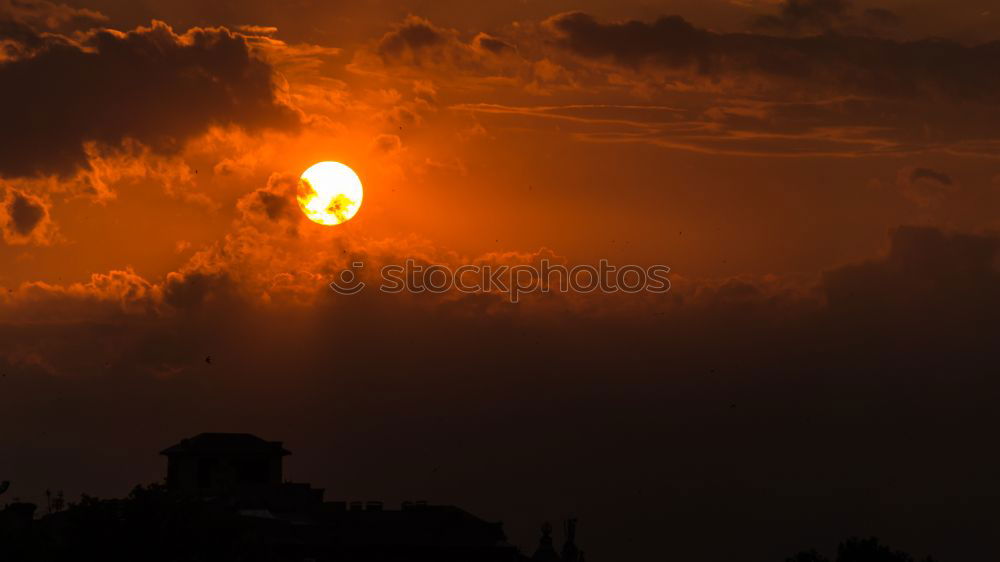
[160,433,291,457]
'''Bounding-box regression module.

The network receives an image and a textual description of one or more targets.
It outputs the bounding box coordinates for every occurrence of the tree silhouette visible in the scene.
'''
[1,484,280,562]
[788,537,940,562]
[837,537,938,562]
[786,548,829,562]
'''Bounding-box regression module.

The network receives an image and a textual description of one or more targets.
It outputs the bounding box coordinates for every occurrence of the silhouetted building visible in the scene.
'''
[158,433,527,561]
[161,433,290,495]
[1,433,586,561]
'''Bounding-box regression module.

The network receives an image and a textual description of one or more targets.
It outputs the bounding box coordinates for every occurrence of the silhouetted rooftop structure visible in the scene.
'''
[1,433,586,561]
[160,433,290,496]
[157,432,532,560]
[161,433,291,457]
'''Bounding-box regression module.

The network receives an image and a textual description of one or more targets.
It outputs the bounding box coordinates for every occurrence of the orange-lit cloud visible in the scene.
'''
[0,18,299,178]
[0,186,56,245]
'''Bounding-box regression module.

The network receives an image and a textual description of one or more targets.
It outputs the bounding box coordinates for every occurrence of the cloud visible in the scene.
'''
[367,14,517,74]
[754,0,853,34]
[751,0,902,36]
[544,11,1000,103]
[0,0,105,38]
[6,190,43,236]
[0,18,300,178]
[353,15,573,92]
[235,24,278,36]
[406,13,1000,157]
[1,268,158,322]
[472,32,515,55]
[376,15,445,60]
[895,166,957,206]
[372,133,403,153]
[822,226,1000,331]
[3,209,995,372]
[451,99,936,158]
[0,186,55,245]
[909,167,952,185]
[372,17,517,65]
[161,270,237,311]
[235,172,304,227]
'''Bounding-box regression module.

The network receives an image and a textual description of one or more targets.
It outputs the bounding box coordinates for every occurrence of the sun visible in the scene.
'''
[297,162,363,225]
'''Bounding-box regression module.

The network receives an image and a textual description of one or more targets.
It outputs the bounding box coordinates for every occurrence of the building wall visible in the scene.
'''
[167,454,281,495]
[166,456,200,494]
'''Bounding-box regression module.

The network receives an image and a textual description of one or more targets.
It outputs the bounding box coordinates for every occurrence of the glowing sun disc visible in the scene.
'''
[297,161,363,225]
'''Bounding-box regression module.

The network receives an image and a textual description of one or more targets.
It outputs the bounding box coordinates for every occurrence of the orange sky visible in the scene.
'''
[1,2,999,561]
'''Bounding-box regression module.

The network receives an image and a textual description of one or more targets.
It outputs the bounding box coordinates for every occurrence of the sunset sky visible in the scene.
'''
[1,1,999,560]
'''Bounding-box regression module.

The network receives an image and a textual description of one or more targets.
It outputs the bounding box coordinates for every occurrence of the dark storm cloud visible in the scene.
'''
[545,12,1000,102]
[0,16,299,178]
